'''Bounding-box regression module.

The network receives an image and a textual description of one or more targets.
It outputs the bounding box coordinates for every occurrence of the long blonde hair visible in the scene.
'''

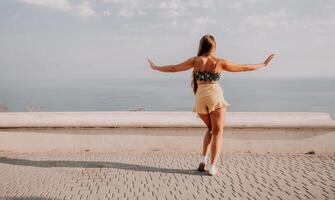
[191,34,217,95]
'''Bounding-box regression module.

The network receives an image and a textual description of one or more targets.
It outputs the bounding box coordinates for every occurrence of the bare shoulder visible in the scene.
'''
[186,56,197,63]
[217,57,229,64]
[181,56,197,66]
[216,57,229,71]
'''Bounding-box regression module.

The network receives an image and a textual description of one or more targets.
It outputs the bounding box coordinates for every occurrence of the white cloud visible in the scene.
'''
[187,16,216,34]
[99,35,139,40]
[167,20,177,29]
[193,16,216,25]
[19,0,216,19]
[20,0,96,18]
[217,0,258,10]
[101,10,112,16]
[157,0,216,18]
[20,0,72,11]
[230,2,242,9]
[118,7,145,18]
[245,8,335,35]
[246,8,288,29]
[112,0,146,18]
[158,1,188,18]
[189,0,214,9]
[76,1,95,18]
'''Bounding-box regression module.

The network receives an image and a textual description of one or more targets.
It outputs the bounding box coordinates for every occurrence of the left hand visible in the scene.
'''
[147,58,157,70]
[263,53,275,66]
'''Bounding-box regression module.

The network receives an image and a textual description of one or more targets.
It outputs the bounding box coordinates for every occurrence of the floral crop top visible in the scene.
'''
[194,70,220,81]
[194,58,221,81]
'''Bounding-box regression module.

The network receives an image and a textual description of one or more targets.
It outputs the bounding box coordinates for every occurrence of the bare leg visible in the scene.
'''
[202,129,212,157]
[197,113,212,158]
[209,107,226,166]
[210,130,223,165]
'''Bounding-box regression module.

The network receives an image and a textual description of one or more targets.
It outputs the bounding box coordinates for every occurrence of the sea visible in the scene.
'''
[0,77,334,119]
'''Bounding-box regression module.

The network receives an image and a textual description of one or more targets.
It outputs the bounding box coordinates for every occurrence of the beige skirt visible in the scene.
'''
[192,82,230,114]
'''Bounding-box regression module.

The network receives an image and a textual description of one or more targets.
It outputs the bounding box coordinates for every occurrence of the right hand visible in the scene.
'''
[263,54,275,66]
[147,58,157,70]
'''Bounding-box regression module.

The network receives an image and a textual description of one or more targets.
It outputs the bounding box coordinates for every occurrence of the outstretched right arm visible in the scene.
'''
[221,54,275,72]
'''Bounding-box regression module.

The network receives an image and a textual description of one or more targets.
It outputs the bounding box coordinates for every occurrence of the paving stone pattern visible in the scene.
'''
[0,151,334,200]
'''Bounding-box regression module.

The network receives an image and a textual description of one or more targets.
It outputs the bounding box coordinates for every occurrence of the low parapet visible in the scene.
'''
[0,111,334,128]
[0,112,334,153]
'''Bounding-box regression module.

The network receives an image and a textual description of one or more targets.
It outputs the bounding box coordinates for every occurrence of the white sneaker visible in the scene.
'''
[208,165,217,176]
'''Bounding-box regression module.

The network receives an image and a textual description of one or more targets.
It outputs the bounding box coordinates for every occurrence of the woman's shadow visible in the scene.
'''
[0,156,207,176]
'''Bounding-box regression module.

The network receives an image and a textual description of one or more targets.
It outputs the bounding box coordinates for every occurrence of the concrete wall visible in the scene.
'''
[0,112,334,154]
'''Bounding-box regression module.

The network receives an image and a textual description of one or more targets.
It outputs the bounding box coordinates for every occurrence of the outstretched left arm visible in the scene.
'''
[147,57,195,72]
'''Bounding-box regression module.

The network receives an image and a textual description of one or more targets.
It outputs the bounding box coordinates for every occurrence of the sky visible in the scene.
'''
[0,0,335,81]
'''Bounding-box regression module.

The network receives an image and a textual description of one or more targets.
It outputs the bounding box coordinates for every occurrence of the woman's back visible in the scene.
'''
[194,54,221,83]
[194,55,220,73]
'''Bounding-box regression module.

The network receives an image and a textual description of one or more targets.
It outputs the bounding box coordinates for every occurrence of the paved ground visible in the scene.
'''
[0,150,334,200]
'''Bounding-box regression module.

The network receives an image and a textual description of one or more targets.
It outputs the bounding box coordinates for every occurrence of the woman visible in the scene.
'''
[147,34,275,176]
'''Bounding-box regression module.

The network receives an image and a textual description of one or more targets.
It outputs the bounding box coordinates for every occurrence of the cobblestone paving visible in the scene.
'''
[0,151,334,200]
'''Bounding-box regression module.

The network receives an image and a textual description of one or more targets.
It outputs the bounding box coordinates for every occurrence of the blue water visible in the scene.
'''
[0,77,334,119]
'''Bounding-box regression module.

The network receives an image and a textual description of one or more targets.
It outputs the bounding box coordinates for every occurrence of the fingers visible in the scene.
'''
[147,58,156,70]
[147,58,155,66]
[266,54,275,61]
[147,58,152,65]
[264,53,275,66]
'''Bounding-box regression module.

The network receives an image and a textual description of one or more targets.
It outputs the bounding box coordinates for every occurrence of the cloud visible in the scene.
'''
[20,0,72,11]
[20,0,96,18]
[103,0,146,18]
[18,0,216,19]
[76,1,95,18]
[189,0,215,9]
[245,8,335,35]
[246,8,288,29]
[158,1,189,18]
[217,0,258,10]
[230,2,242,9]
[99,35,139,40]
[193,16,216,25]
[187,16,216,34]
[118,7,145,18]
[167,20,178,29]
[158,0,215,18]
[101,10,112,16]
